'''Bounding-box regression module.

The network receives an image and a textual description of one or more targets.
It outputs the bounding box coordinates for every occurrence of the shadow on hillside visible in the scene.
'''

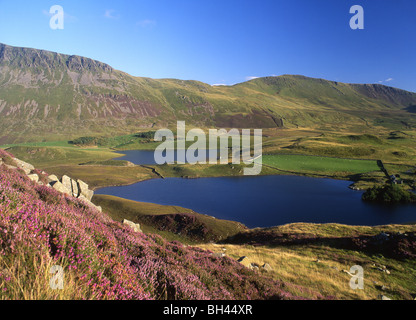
[221,231,416,260]
[405,105,416,113]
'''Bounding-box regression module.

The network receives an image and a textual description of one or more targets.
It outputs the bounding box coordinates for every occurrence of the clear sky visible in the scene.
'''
[0,0,415,92]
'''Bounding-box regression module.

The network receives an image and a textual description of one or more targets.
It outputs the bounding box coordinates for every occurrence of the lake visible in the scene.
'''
[95,174,416,228]
[114,150,160,165]
[114,149,239,165]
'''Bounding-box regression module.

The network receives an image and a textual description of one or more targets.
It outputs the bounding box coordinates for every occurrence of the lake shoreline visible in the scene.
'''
[108,149,393,191]
[95,174,416,228]
[92,163,359,191]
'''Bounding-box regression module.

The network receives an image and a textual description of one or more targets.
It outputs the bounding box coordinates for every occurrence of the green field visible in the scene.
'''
[5,146,119,168]
[2,132,414,192]
[0,140,74,149]
[263,154,380,175]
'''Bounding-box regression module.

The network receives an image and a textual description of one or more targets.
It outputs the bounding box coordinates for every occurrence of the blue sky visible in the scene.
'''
[0,0,415,92]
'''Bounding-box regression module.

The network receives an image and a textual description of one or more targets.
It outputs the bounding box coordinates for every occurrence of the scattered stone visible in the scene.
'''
[77,179,89,193]
[61,175,72,192]
[236,258,263,271]
[237,256,252,269]
[47,175,59,183]
[70,179,79,197]
[81,189,94,201]
[262,263,273,272]
[123,219,142,233]
[377,265,390,274]
[4,164,17,170]
[77,179,94,201]
[78,194,88,202]
[349,184,361,191]
[13,158,34,172]
[50,181,71,195]
[58,176,94,199]
[342,269,353,277]
[212,252,226,258]
[77,195,102,212]
[3,155,102,214]
[374,232,390,245]
[381,285,388,291]
[378,295,392,300]
[27,174,39,183]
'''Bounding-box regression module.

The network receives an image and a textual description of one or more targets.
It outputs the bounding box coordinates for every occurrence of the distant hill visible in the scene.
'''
[1,43,416,143]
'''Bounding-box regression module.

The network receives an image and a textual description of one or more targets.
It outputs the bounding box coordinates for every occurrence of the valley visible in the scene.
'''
[1,42,415,301]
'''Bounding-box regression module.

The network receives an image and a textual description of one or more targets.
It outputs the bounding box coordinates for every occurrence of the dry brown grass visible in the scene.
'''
[0,248,91,300]
[196,223,416,300]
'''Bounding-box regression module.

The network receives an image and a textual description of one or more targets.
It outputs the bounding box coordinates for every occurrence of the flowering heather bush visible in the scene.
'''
[350,232,416,260]
[0,149,17,167]
[30,169,49,185]
[139,213,212,241]
[0,153,301,300]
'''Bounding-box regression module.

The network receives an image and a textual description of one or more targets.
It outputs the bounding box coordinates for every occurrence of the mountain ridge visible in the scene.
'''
[1,42,416,144]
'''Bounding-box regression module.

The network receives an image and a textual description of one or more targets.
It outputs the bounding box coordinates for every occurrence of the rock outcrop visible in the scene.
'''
[13,158,34,174]
[0,152,101,212]
[27,174,39,182]
[123,219,142,233]
[48,175,100,211]
[237,256,253,269]
[237,256,273,272]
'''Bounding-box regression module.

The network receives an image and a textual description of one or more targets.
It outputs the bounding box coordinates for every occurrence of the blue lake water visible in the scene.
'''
[96,174,416,228]
[114,150,159,165]
[114,149,236,165]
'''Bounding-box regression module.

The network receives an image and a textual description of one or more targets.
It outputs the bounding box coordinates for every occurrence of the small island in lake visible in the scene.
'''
[363,184,416,203]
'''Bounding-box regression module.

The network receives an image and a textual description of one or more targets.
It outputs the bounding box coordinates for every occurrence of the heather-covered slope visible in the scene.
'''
[0,149,313,300]
[1,43,416,143]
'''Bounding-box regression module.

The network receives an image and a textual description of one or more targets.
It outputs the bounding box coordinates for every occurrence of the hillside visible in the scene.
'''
[1,149,416,300]
[1,43,416,144]
[199,222,416,300]
[0,148,313,300]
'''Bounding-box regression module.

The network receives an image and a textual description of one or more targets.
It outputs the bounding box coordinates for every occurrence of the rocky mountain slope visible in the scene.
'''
[1,43,416,143]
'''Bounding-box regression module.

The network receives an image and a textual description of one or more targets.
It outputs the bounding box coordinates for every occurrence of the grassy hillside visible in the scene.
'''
[199,223,416,300]
[93,194,247,243]
[0,149,311,300]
